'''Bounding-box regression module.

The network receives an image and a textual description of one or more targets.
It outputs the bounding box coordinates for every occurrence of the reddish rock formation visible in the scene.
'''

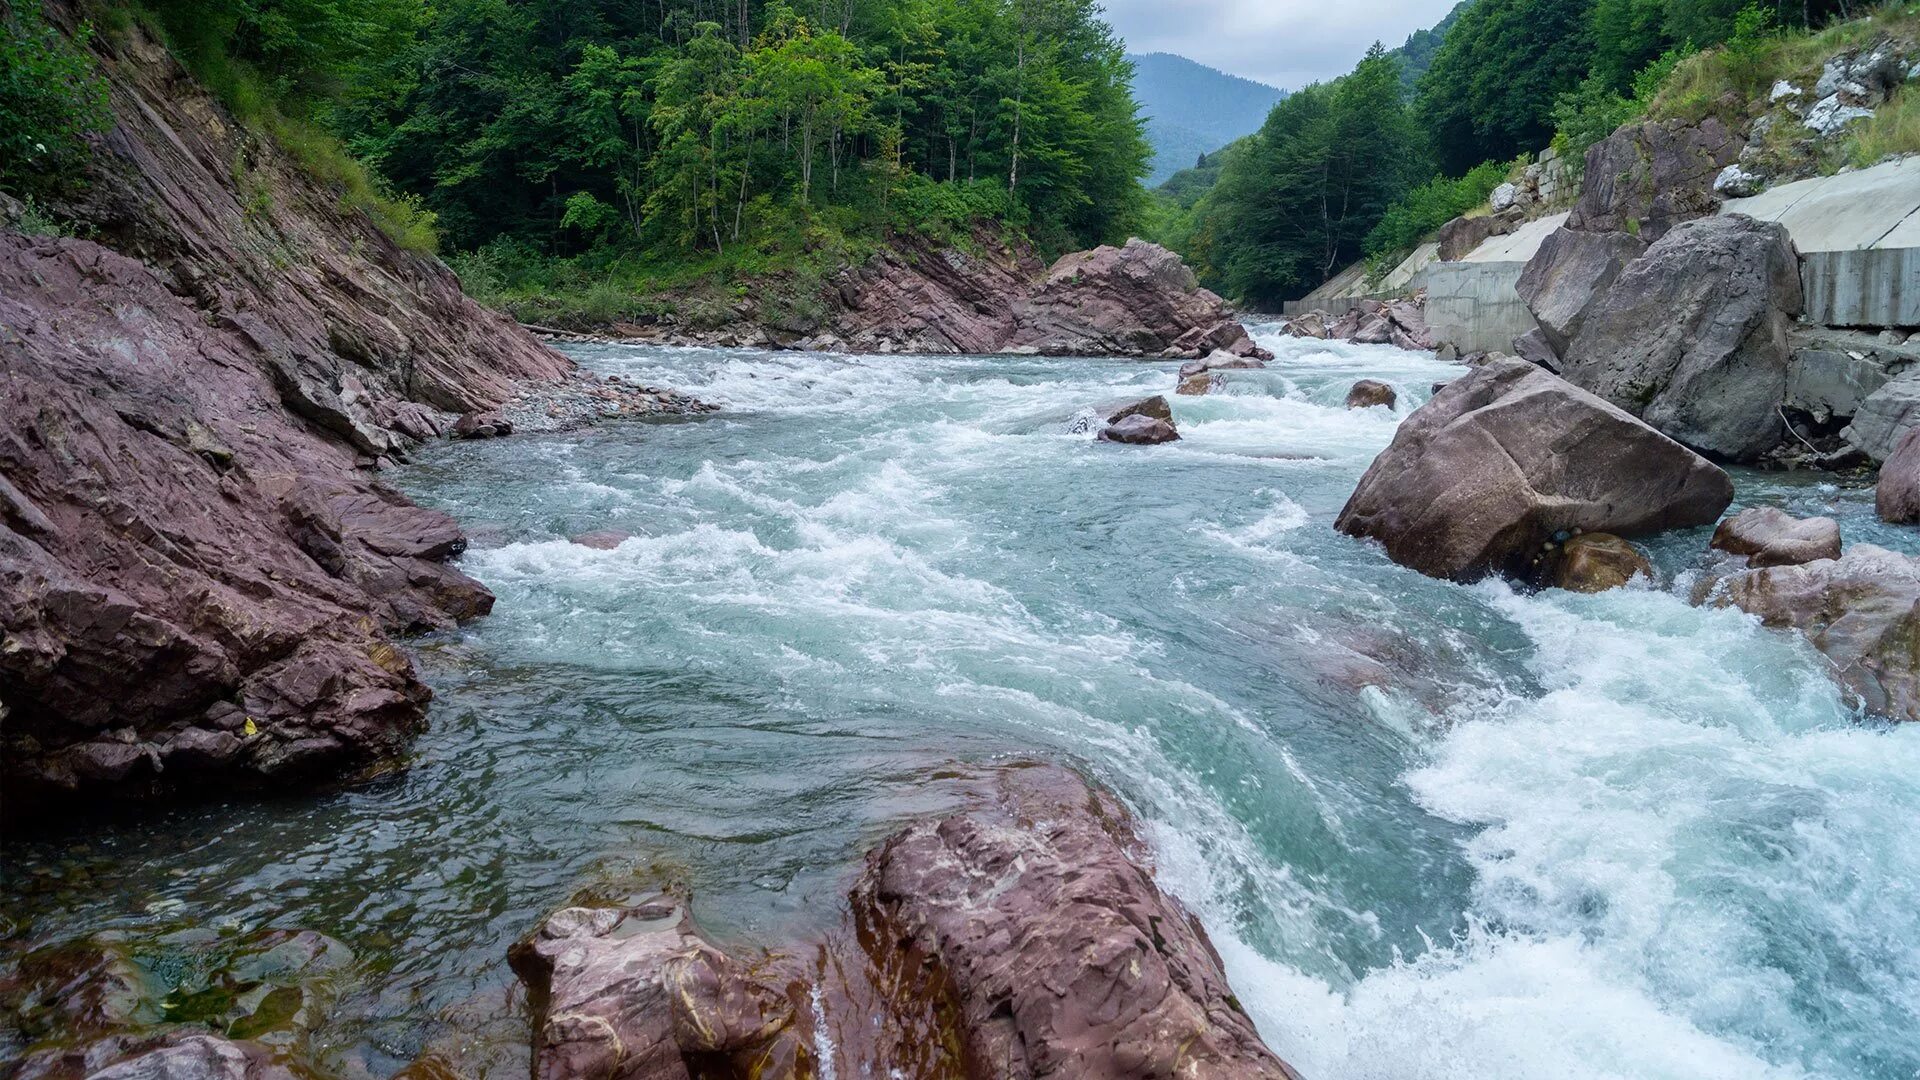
[1711,507,1842,567]
[1712,545,1920,722]
[1877,428,1920,523]
[0,12,593,817]
[1336,358,1733,582]
[507,765,1299,1080]
[1098,414,1182,444]
[1007,239,1270,359]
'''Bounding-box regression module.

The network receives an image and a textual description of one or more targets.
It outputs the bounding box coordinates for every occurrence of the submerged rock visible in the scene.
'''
[850,764,1301,1079]
[1345,379,1398,410]
[568,529,634,551]
[1551,533,1653,593]
[1713,545,1920,722]
[1097,414,1181,444]
[1176,373,1218,396]
[1557,214,1802,461]
[1335,358,1733,582]
[1711,507,1842,567]
[15,1033,301,1080]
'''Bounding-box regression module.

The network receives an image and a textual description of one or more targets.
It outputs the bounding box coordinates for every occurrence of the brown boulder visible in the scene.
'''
[1282,310,1332,339]
[1106,395,1174,424]
[1877,428,1920,523]
[1098,415,1182,444]
[510,898,805,1080]
[1437,208,1525,261]
[851,764,1301,1079]
[1711,507,1841,566]
[1345,379,1398,409]
[1010,239,1272,360]
[1713,545,1920,721]
[1557,215,1802,461]
[1177,373,1218,396]
[1335,358,1734,582]
[1552,533,1653,592]
[452,410,514,439]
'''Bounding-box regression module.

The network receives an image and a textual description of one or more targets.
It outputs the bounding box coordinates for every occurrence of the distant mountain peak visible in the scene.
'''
[1126,52,1287,186]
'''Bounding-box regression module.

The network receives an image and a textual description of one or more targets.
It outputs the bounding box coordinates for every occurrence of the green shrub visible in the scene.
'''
[1363,159,1510,259]
[0,7,110,196]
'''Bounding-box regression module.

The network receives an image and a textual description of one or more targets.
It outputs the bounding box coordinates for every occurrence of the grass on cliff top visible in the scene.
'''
[96,2,438,254]
[1647,3,1920,168]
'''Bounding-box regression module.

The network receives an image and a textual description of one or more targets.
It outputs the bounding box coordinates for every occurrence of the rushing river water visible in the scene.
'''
[6,328,1920,1079]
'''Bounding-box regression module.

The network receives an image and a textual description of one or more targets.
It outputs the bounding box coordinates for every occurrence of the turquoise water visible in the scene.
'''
[5,330,1918,1078]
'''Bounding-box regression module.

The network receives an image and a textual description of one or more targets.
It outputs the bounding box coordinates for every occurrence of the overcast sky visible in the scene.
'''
[1102,0,1462,90]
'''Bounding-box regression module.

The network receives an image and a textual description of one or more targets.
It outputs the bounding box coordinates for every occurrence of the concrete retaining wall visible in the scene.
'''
[1415,212,1569,353]
[1723,157,1920,328]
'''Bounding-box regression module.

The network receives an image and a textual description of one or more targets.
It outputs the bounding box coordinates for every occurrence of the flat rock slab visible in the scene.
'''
[1711,506,1842,567]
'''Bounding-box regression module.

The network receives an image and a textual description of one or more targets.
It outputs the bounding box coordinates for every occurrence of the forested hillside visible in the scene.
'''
[41,0,1150,320]
[1126,52,1286,184]
[1153,0,1905,309]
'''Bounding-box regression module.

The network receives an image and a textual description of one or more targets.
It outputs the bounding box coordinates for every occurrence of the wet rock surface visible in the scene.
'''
[1336,358,1734,582]
[1345,379,1398,410]
[1098,414,1182,444]
[1551,533,1653,593]
[1711,507,1842,567]
[848,764,1300,1079]
[1712,544,1920,722]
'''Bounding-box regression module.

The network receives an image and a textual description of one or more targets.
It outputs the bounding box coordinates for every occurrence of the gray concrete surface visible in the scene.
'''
[1723,157,1920,327]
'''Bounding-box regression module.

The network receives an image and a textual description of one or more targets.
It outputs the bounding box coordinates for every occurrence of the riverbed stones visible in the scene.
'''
[851,764,1302,1079]
[1180,349,1266,379]
[510,898,804,1080]
[1711,507,1842,567]
[1552,533,1654,592]
[1097,414,1182,444]
[1177,373,1218,396]
[1556,214,1803,461]
[1335,358,1734,582]
[1712,545,1920,722]
[1346,379,1398,409]
[13,1033,302,1080]
[569,529,634,550]
[451,410,514,439]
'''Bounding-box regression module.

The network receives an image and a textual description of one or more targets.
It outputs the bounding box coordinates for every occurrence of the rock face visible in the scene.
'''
[0,12,583,817]
[792,234,1269,360]
[1098,414,1182,444]
[1711,507,1842,567]
[1345,379,1398,409]
[1565,117,1744,241]
[1515,227,1647,357]
[1437,208,1524,262]
[506,765,1298,1079]
[1336,358,1734,582]
[1553,533,1653,593]
[850,764,1300,1079]
[509,898,805,1080]
[14,1033,302,1080]
[1845,369,1920,462]
[1877,428,1920,522]
[1556,215,1803,461]
[1713,545,1920,722]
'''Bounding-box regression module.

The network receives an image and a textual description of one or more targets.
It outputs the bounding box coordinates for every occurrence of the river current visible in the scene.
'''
[6,328,1919,1079]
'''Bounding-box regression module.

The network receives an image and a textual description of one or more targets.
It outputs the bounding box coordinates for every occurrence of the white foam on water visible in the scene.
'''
[1152,580,1920,1080]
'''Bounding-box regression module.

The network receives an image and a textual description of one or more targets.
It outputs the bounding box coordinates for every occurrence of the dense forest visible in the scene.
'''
[5,0,1150,318]
[1151,0,1897,309]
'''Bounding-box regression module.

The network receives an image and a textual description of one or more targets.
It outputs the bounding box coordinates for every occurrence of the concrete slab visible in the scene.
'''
[1722,157,1920,252]
[1378,243,1440,292]
[1460,212,1569,263]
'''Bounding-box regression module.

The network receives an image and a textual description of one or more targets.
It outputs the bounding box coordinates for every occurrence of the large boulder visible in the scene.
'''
[1098,414,1182,444]
[509,898,805,1080]
[1010,239,1272,360]
[1845,370,1920,462]
[1345,379,1398,409]
[1565,117,1745,241]
[1515,227,1648,357]
[1335,358,1734,582]
[1711,507,1841,567]
[1878,428,1920,523]
[1553,533,1654,593]
[851,765,1301,1079]
[1437,208,1524,261]
[1712,545,1920,722]
[1557,214,1803,461]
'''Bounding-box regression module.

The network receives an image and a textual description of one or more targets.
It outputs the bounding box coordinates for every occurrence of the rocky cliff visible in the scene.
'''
[0,12,585,817]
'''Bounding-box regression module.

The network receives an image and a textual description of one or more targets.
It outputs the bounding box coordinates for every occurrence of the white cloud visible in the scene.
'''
[1103,0,1463,88]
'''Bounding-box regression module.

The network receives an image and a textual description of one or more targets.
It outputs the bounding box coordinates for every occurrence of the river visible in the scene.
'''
[5,328,1918,1079]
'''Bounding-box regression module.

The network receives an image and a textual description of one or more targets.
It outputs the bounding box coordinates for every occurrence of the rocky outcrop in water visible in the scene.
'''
[1345,380,1398,410]
[1712,545,1920,722]
[1555,214,1803,461]
[851,764,1299,1079]
[1336,358,1733,582]
[1877,429,1920,522]
[0,12,640,818]
[1711,507,1842,567]
[1551,533,1654,593]
[1282,297,1435,352]
[504,764,1298,1079]
[1099,414,1182,444]
[633,234,1270,361]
